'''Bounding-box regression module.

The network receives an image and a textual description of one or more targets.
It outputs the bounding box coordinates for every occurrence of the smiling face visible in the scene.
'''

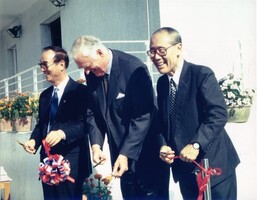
[39,50,66,85]
[74,49,109,77]
[149,31,182,76]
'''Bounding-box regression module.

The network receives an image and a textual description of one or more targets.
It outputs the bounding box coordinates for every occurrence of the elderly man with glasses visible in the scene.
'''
[23,46,91,200]
[148,27,240,200]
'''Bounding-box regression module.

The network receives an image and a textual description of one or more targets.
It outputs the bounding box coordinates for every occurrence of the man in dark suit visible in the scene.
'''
[24,46,91,200]
[70,36,156,199]
[148,27,240,199]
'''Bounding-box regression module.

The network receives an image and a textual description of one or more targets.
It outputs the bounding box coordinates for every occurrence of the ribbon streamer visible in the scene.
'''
[38,139,75,185]
[172,156,222,200]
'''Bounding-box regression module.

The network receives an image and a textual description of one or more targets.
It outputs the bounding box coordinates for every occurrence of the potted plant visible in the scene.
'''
[82,173,113,200]
[0,97,13,132]
[10,91,39,132]
[219,75,256,123]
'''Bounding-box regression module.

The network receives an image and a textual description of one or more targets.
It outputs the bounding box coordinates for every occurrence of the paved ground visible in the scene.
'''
[0,104,256,199]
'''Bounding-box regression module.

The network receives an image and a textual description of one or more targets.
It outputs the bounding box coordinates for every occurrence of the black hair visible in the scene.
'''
[43,46,69,69]
[153,27,182,44]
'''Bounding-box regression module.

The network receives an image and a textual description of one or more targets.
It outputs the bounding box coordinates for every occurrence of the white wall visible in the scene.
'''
[160,0,256,86]
[159,0,257,199]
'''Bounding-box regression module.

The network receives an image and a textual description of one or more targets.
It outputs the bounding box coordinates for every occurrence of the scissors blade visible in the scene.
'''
[16,140,25,147]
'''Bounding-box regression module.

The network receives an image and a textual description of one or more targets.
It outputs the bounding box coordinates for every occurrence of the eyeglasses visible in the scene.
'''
[38,61,57,70]
[146,43,179,57]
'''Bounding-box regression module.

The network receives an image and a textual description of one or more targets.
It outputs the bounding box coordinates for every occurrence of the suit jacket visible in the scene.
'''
[30,77,91,182]
[86,49,155,163]
[156,60,240,186]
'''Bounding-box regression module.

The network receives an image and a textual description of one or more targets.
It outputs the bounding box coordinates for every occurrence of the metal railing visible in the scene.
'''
[0,40,159,98]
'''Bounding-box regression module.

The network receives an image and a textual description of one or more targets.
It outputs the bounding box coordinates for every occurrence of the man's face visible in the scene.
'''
[149,32,181,76]
[39,50,63,83]
[74,51,107,77]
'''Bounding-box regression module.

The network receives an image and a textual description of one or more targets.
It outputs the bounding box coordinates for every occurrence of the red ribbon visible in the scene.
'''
[173,156,222,200]
[39,139,75,185]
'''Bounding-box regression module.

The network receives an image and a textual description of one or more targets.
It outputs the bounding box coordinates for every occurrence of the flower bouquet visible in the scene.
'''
[219,74,256,123]
[82,173,113,200]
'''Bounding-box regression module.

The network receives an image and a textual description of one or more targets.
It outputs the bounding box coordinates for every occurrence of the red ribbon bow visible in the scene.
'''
[173,156,222,200]
[194,160,222,200]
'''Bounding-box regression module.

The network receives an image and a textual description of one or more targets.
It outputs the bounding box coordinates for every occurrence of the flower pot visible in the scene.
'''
[227,106,251,123]
[13,116,32,132]
[0,118,13,132]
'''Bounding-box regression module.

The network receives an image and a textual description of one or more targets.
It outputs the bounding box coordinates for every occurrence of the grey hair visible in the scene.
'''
[70,35,106,58]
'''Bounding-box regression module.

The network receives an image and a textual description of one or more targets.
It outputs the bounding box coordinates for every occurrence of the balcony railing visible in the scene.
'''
[0,40,159,98]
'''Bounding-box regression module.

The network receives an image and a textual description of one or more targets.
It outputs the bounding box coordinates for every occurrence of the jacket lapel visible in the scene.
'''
[55,78,73,120]
[176,61,190,113]
[41,87,53,136]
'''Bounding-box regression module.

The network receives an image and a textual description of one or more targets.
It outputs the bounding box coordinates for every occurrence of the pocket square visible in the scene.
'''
[116,93,125,99]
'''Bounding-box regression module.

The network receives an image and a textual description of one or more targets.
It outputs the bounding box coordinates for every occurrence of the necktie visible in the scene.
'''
[103,74,109,117]
[49,88,58,126]
[103,74,109,95]
[169,78,177,136]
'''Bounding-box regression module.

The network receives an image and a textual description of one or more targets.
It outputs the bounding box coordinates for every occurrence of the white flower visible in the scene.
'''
[219,77,255,106]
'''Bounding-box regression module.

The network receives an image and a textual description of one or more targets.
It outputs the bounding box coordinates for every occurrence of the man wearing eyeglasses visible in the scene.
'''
[148,27,240,199]
[23,46,91,200]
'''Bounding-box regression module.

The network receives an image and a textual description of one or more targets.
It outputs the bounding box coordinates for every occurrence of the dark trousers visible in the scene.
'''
[42,180,83,200]
[179,171,237,200]
[212,172,237,200]
[120,160,170,200]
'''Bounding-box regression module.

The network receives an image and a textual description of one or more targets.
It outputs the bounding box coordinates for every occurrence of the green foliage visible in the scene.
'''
[219,78,255,107]
[82,173,112,200]
[0,92,39,120]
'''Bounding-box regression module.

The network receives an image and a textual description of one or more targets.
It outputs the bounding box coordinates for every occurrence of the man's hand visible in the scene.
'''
[45,130,65,147]
[91,144,106,165]
[112,154,128,177]
[159,145,175,164]
[23,139,36,154]
[180,144,199,162]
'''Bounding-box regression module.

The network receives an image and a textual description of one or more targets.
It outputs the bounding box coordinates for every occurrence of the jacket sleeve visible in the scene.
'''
[119,67,155,160]
[190,67,228,152]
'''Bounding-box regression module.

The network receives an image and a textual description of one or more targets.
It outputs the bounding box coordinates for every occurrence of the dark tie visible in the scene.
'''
[169,78,177,136]
[103,74,109,95]
[103,74,109,117]
[49,88,58,126]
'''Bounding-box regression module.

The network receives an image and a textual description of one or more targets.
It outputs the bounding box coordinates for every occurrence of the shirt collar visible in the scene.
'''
[106,49,113,76]
[168,59,184,86]
[54,75,69,92]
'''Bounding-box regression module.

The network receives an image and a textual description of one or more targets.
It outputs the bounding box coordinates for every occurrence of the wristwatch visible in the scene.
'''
[192,142,200,150]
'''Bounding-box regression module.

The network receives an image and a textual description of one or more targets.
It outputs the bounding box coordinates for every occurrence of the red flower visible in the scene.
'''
[94,173,103,180]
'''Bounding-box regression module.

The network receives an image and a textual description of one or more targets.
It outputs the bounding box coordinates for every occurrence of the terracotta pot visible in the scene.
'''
[227,105,251,123]
[13,116,32,132]
[0,118,13,132]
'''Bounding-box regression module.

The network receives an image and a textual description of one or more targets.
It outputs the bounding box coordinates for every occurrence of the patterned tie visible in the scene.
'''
[49,88,58,126]
[169,78,177,136]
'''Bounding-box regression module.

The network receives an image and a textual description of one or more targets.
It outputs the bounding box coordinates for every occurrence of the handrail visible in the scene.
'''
[0,40,159,98]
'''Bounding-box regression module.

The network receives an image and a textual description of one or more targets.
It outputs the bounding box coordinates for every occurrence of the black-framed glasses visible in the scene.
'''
[38,61,58,70]
[146,43,179,57]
